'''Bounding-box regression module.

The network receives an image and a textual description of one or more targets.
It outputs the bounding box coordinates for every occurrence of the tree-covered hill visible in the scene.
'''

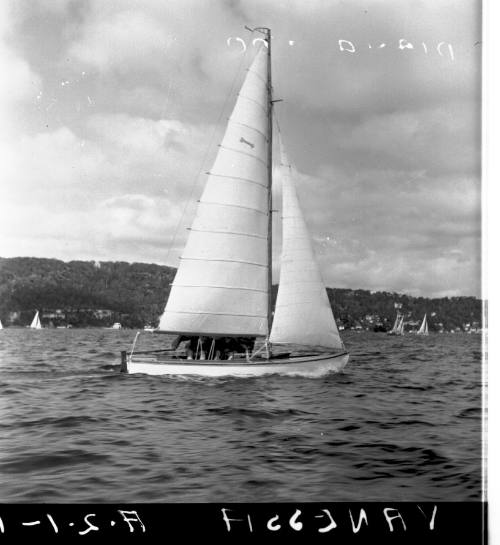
[0,257,482,331]
[325,287,482,332]
[0,257,175,328]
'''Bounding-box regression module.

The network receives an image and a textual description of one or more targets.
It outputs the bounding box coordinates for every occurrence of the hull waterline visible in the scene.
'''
[124,351,349,377]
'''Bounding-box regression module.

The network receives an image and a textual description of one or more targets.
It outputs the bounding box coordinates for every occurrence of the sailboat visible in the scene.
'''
[121,27,349,377]
[388,312,404,336]
[417,313,429,335]
[397,315,405,335]
[30,310,42,329]
[0,318,3,330]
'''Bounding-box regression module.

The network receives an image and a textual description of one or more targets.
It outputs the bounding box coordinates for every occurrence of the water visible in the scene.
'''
[0,329,482,502]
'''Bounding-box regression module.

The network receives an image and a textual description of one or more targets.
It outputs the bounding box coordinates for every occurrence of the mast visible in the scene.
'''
[260,27,273,335]
[250,25,273,336]
[267,28,272,336]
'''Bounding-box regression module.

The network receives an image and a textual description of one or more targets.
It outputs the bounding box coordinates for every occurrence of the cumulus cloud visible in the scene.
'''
[1,111,214,263]
[0,193,185,263]
[1,0,481,297]
[0,4,41,135]
[69,10,171,72]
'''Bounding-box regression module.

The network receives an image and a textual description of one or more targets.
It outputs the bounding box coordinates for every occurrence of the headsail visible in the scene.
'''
[269,137,343,350]
[159,45,271,337]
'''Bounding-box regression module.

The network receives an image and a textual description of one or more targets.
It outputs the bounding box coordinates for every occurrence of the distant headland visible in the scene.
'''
[0,257,482,332]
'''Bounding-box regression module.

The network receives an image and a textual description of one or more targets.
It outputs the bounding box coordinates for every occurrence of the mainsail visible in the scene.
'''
[0,318,3,330]
[158,45,271,337]
[269,139,343,350]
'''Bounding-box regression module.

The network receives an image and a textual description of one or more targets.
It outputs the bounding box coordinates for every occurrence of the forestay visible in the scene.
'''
[269,139,343,350]
[159,45,270,337]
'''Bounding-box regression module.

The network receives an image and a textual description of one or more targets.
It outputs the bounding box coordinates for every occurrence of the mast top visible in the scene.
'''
[245,26,270,34]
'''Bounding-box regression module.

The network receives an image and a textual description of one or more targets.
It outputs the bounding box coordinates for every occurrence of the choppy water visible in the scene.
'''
[0,329,482,502]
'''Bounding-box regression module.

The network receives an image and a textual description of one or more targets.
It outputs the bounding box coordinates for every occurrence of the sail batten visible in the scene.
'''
[269,138,343,350]
[201,202,267,214]
[159,45,271,337]
[228,119,269,139]
[218,145,267,164]
[173,285,267,293]
[188,228,267,239]
[167,310,266,317]
[207,173,268,188]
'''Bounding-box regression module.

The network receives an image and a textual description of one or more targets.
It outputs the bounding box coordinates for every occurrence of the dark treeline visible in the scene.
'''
[0,257,174,328]
[0,257,482,331]
[325,288,481,332]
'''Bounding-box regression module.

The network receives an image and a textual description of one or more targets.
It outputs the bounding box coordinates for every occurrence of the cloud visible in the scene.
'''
[0,3,41,135]
[332,103,480,176]
[68,10,171,73]
[65,1,252,117]
[0,110,216,264]
[1,0,481,297]
[0,193,185,263]
[3,112,214,205]
[287,163,480,297]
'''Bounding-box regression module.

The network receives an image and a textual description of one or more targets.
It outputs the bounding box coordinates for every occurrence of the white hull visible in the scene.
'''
[125,352,349,378]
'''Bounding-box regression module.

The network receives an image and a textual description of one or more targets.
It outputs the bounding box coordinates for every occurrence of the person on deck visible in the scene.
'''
[225,337,256,359]
[171,335,199,360]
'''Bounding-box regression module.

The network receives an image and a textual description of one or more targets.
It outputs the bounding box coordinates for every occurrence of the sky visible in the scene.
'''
[0,0,481,298]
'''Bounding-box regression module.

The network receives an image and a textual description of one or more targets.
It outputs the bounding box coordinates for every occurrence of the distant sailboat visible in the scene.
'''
[417,313,429,335]
[121,27,348,377]
[0,318,3,330]
[30,311,42,329]
[397,315,405,335]
[388,312,405,336]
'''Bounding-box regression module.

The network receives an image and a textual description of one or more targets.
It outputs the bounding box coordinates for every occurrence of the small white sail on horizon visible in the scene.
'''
[397,314,405,335]
[388,314,399,334]
[388,312,405,336]
[0,318,3,330]
[30,311,42,329]
[417,313,429,335]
